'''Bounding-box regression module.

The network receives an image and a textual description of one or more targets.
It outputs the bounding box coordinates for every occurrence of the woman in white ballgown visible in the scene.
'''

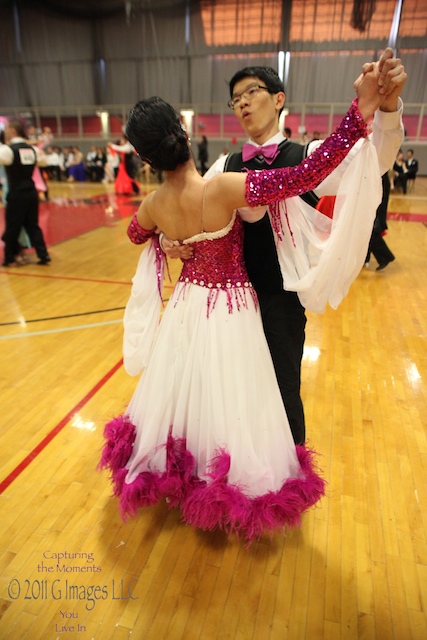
[100,71,382,543]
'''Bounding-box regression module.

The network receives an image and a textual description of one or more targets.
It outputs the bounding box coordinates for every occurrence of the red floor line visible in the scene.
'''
[0,270,132,285]
[0,270,178,290]
[0,358,123,495]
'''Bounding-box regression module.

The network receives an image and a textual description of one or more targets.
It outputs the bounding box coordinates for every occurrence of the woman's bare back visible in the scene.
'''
[142,168,240,242]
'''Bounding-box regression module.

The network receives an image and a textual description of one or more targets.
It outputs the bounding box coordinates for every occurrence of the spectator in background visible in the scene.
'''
[402,148,418,191]
[59,146,71,180]
[45,146,62,181]
[67,146,86,182]
[86,146,107,182]
[391,149,407,192]
[299,128,309,144]
[197,134,209,175]
[284,126,292,138]
[86,145,97,170]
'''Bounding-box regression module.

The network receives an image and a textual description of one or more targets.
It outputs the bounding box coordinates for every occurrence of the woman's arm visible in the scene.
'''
[127,195,157,245]
[245,99,367,206]
[212,98,369,213]
[212,69,381,213]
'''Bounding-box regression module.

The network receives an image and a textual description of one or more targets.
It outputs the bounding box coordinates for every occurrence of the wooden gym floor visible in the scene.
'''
[0,176,426,640]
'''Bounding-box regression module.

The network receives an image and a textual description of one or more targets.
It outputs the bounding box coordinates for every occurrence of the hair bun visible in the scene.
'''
[155,130,187,171]
[125,97,191,171]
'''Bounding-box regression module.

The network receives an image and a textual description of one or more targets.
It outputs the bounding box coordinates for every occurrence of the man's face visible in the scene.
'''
[230,76,285,144]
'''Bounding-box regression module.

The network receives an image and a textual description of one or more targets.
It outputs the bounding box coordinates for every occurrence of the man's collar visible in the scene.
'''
[246,131,286,147]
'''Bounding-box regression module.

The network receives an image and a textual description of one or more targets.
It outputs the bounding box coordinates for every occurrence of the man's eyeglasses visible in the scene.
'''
[227,84,269,109]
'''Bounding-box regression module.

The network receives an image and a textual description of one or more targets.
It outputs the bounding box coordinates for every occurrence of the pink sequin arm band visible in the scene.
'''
[245,98,367,206]
[127,215,165,298]
[127,214,156,244]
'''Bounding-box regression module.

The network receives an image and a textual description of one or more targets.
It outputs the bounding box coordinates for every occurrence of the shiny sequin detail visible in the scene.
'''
[245,99,367,241]
[128,215,164,300]
[127,214,156,245]
[152,235,165,302]
[177,213,257,317]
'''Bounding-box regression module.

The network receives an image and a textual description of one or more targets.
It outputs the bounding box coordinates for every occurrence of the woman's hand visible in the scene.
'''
[354,65,382,122]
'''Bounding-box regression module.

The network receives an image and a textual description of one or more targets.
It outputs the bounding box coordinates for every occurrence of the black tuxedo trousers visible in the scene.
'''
[223,142,316,445]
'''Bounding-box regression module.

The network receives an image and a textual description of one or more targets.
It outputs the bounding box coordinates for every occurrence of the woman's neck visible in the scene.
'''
[163,158,200,185]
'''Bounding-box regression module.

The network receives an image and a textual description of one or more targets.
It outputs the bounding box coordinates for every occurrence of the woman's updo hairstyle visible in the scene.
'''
[126,97,191,171]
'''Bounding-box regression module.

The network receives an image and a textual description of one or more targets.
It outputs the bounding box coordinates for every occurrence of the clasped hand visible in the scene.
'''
[355,47,406,115]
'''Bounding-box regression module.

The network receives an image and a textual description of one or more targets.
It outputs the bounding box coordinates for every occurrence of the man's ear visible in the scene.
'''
[275,92,286,112]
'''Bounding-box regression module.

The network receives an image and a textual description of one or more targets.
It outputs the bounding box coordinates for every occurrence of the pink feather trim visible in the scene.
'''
[99,416,325,544]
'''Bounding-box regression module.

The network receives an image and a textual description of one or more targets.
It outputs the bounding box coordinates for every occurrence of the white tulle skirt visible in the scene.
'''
[125,282,300,496]
[100,271,325,542]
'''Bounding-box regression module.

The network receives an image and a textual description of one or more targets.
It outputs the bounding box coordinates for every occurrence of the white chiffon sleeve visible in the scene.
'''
[275,138,382,312]
[123,240,164,376]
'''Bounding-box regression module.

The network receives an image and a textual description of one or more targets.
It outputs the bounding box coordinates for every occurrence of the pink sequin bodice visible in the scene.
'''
[177,213,257,314]
[179,213,248,287]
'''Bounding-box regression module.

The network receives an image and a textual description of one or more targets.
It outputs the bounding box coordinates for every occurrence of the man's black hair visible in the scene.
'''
[229,66,284,97]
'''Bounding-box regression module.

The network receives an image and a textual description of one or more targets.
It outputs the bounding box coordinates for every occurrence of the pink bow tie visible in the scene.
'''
[242,142,279,165]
